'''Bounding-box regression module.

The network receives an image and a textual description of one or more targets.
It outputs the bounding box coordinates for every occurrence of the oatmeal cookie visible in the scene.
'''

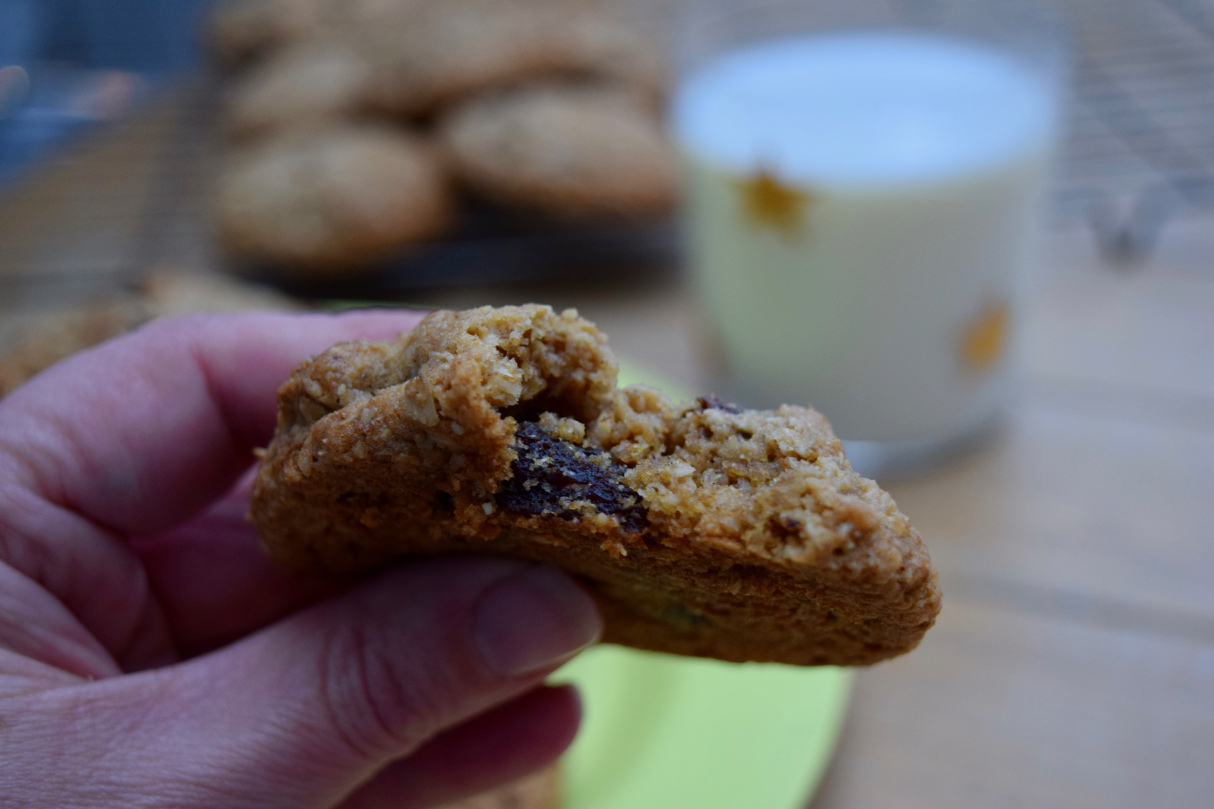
[209,0,327,69]
[209,0,433,69]
[221,10,665,141]
[569,18,668,108]
[139,268,301,315]
[215,125,454,272]
[0,271,299,399]
[223,41,375,141]
[361,0,662,119]
[250,305,940,666]
[0,299,150,399]
[439,86,677,218]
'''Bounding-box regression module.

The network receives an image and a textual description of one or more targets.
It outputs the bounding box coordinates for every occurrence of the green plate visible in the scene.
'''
[553,648,851,809]
[547,362,853,809]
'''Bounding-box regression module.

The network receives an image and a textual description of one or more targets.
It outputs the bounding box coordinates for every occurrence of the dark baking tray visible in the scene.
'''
[230,204,682,299]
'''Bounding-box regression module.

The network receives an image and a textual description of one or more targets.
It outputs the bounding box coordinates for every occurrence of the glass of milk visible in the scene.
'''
[673,0,1065,477]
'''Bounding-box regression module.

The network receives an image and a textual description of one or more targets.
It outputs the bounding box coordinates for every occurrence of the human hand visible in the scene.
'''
[0,311,601,808]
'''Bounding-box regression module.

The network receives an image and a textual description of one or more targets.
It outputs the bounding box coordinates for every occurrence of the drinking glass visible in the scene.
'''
[672,0,1066,476]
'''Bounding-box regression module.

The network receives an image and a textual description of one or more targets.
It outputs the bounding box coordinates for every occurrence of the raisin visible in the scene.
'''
[496,421,647,533]
[696,395,741,414]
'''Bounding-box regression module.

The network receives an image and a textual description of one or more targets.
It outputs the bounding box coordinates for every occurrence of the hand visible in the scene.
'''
[0,311,601,808]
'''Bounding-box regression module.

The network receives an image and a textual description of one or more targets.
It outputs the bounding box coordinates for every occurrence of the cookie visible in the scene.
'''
[360,0,660,119]
[215,125,454,272]
[209,0,433,69]
[439,85,677,218]
[0,270,297,399]
[439,765,558,809]
[568,18,668,108]
[223,41,374,141]
[209,0,327,69]
[221,10,665,141]
[0,299,150,399]
[139,268,301,315]
[250,305,940,666]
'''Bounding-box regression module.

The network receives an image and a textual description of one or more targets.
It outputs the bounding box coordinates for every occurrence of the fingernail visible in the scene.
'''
[474,565,602,676]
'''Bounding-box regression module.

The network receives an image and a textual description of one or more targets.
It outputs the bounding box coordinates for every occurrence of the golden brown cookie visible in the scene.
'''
[215,125,454,272]
[0,299,150,399]
[568,18,668,108]
[438,765,558,809]
[209,0,433,69]
[439,85,677,218]
[223,41,375,141]
[139,268,301,315]
[209,0,327,68]
[359,0,660,119]
[220,8,665,141]
[0,270,297,399]
[250,305,940,666]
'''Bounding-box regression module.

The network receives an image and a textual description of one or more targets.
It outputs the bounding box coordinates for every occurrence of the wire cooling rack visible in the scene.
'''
[1057,0,1214,260]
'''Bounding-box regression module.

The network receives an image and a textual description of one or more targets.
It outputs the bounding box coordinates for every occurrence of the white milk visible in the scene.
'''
[674,32,1058,442]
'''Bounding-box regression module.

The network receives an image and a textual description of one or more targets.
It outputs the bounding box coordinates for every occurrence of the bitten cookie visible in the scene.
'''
[440,86,678,218]
[215,125,453,272]
[250,305,941,666]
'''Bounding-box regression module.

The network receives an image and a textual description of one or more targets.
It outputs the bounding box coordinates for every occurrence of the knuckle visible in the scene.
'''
[316,618,450,758]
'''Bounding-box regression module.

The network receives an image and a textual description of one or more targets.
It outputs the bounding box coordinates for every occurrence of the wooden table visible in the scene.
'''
[1,89,1211,809]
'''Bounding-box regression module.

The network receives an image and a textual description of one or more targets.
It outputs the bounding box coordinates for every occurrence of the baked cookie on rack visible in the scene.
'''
[0,269,298,399]
[0,300,150,399]
[250,304,940,666]
[357,0,662,119]
[209,0,328,68]
[223,40,375,141]
[209,0,433,68]
[440,86,677,218]
[215,125,454,272]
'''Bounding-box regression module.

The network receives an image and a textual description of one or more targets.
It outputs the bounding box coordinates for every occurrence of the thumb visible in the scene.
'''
[6,558,601,808]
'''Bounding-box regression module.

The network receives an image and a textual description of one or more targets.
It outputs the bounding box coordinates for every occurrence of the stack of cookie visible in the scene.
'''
[211,0,679,276]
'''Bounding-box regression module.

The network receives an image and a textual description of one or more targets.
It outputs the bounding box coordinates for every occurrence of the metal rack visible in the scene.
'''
[1057,0,1214,261]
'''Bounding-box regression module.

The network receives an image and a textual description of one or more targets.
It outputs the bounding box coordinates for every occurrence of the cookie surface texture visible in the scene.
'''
[215,125,453,271]
[250,305,941,665]
[209,0,326,68]
[440,86,677,218]
[0,300,150,399]
[361,0,624,119]
[0,271,298,399]
[223,41,374,141]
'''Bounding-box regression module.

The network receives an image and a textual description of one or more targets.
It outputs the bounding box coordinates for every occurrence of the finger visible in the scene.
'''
[0,310,424,668]
[130,466,339,657]
[0,309,425,536]
[0,560,120,681]
[7,559,600,808]
[0,482,172,676]
[341,685,579,809]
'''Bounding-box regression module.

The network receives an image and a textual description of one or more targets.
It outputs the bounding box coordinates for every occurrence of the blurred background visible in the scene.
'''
[0,0,1211,807]
[3,0,1214,282]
